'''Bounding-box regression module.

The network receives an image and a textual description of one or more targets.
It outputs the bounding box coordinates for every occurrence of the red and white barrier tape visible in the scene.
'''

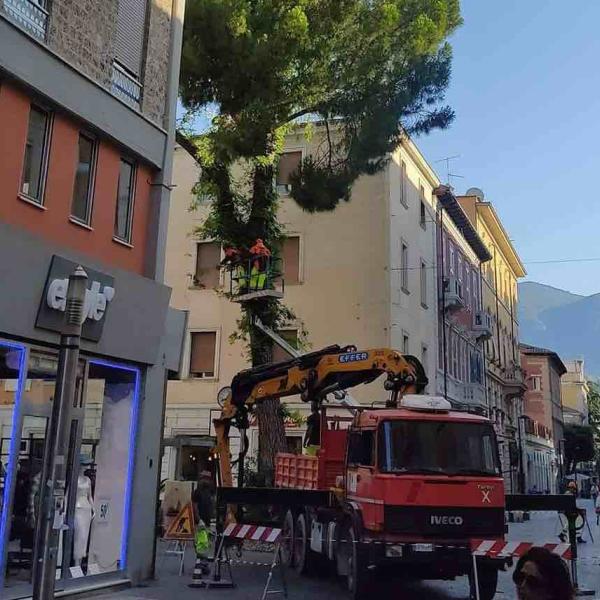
[471,539,572,560]
[223,523,282,543]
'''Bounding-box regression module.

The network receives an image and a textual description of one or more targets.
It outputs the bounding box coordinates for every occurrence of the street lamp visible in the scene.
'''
[32,266,87,600]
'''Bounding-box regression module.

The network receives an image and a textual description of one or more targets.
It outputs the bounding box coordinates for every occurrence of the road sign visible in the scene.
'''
[164,502,195,540]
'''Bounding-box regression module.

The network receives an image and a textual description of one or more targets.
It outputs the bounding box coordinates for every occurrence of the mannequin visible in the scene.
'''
[73,462,94,567]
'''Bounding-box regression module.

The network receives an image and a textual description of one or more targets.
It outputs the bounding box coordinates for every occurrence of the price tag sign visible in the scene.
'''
[97,498,110,523]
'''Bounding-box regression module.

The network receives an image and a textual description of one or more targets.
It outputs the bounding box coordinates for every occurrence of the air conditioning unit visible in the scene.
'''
[444,277,464,311]
[473,310,493,340]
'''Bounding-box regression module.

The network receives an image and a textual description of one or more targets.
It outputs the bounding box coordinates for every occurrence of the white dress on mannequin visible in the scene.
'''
[73,472,94,566]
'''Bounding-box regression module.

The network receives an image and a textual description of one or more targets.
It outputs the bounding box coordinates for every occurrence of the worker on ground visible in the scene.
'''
[558,481,586,543]
[192,471,215,576]
[304,404,321,456]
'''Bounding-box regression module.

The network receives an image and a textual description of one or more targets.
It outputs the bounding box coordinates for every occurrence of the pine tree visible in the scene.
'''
[180,0,462,482]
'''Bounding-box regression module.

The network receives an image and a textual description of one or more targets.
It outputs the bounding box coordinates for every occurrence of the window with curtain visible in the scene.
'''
[114,158,135,242]
[276,151,302,194]
[189,332,217,378]
[71,133,96,224]
[420,259,427,307]
[21,106,50,203]
[195,242,221,288]
[401,242,409,292]
[282,236,300,284]
[400,160,408,207]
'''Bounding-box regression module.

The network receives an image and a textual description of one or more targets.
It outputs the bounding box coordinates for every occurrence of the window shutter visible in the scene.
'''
[282,237,300,284]
[276,152,302,185]
[190,332,216,376]
[114,0,148,76]
[195,242,221,287]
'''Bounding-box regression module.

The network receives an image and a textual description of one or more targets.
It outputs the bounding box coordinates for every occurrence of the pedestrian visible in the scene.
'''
[192,471,215,576]
[591,481,598,505]
[512,546,574,600]
[595,491,600,526]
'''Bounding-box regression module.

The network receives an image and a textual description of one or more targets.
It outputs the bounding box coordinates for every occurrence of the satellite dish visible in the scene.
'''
[466,187,485,201]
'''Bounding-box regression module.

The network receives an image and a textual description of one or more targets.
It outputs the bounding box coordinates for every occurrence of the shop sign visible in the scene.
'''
[36,255,115,342]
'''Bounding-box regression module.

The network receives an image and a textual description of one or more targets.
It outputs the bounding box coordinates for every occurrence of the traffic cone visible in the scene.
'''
[188,554,208,588]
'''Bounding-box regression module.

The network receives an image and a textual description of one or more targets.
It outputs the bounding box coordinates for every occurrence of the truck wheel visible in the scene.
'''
[346,526,370,599]
[469,565,498,600]
[281,509,295,568]
[294,512,313,575]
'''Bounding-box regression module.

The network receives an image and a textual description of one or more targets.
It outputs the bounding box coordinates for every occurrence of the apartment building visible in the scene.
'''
[435,187,491,412]
[561,359,589,425]
[458,191,527,492]
[163,127,447,481]
[520,344,567,494]
[0,1,185,595]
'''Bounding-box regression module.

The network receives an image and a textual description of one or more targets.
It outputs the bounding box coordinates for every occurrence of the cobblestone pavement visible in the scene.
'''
[101,500,600,600]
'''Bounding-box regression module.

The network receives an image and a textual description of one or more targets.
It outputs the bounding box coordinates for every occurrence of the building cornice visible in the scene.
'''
[475,202,526,277]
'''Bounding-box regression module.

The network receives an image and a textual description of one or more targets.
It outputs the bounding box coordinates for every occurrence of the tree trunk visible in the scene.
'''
[249,312,287,486]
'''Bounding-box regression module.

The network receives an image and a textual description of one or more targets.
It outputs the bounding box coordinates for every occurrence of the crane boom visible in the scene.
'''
[213,346,428,493]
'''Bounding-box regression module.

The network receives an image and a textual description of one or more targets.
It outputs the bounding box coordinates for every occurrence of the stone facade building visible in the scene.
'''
[0,1,186,596]
[561,359,589,425]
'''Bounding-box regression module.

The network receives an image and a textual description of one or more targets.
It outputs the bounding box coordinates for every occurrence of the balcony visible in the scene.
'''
[472,310,493,340]
[443,277,465,312]
[502,366,527,397]
[463,382,486,407]
[111,62,142,110]
[2,0,49,40]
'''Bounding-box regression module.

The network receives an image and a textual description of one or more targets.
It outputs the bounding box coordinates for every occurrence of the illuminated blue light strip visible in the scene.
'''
[89,358,141,572]
[0,340,27,584]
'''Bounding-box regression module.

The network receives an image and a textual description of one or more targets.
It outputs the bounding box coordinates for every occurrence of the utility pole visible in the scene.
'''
[33,266,87,600]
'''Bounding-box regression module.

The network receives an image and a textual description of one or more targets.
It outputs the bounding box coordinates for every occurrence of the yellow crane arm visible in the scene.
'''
[213,346,427,498]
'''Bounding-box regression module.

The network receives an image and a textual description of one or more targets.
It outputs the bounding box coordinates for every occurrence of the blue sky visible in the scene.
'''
[415,1,600,296]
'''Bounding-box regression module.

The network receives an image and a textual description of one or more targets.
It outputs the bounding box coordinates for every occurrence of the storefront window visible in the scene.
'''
[0,342,26,583]
[80,361,139,575]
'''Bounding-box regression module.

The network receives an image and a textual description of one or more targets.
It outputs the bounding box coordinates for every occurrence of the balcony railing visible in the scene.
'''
[111,62,142,110]
[3,0,49,40]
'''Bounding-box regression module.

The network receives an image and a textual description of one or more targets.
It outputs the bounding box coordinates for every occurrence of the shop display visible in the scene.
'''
[73,458,95,567]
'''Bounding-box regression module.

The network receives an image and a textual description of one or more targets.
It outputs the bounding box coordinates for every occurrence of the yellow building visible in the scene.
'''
[459,190,527,492]
[561,359,589,425]
[162,127,443,481]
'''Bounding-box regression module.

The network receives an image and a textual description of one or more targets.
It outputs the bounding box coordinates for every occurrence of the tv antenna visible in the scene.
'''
[435,154,464,187]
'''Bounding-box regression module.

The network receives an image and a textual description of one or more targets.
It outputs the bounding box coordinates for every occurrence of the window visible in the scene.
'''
[401,241,409,292]
[281,236,300,284]
[465,264,471,308]
[195,241,221,288]
[400,160,408,207]
[71,133,96,224]
[402,332,409,354]
[271,329,298,363]
[420,189,426,229]
[347,430,374,466]
[448,242,455,277]
[114,0,148,77]
[276,151,302,194]
[114,158,135,242]
[189,332,217,378]
[531,375,542,391]
[21,106,50,203]
[420,259,427,307]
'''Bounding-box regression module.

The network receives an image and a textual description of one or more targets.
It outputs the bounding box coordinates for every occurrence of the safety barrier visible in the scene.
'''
[197,522,288,600]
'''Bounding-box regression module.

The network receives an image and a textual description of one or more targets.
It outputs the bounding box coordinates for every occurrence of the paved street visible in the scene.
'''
[100,500,600,600]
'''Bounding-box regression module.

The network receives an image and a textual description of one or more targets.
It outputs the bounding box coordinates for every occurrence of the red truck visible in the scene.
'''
[214,347,507,599]
[275,398,506,599]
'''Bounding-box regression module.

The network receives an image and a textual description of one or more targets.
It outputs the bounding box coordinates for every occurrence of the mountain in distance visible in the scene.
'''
[518,281,600,377]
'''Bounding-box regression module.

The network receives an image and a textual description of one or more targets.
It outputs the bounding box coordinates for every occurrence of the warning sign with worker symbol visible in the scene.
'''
[164,502,196,540]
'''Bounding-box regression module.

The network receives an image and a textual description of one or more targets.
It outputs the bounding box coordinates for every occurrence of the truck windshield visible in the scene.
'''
[378,420,501,476]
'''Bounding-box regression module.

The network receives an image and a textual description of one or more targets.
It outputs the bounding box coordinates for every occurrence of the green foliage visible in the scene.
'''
[180,0,461,477]
[181,0,461,211]
[587,380,600,474]
[564,424,595,474]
